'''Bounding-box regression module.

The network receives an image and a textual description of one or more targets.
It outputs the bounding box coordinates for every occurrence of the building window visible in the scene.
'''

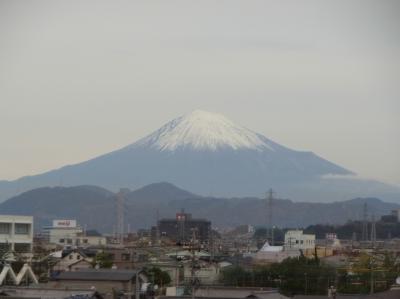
[14,243,30,253]
[69,255,73,260]
[77,255,81,259]
[59,239,65,243]
[83,239,88,244]
[15,224,29,234]
[0,223,10,234]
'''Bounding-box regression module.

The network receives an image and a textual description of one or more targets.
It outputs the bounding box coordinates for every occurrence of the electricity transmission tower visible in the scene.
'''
[116,188,129,245]
[266,189,275,245]
[370,214,376,247]
[362,202,369,242]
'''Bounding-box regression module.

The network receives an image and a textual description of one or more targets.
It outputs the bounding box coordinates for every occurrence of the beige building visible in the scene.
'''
[0,215,33,253]
[76,233,107,247]
[284,230,315,251]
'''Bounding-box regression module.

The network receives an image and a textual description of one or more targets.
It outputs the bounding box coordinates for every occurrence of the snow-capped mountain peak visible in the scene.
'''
[133,110,274,151]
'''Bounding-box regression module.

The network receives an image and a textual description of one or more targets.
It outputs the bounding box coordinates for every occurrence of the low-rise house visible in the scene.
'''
[50,269,147,299]
[0,287,103,299]
[52,249,93,272]
[254,241,299,264]
[98,247,136,269]
[76,230,107,247]
[182,260,232,285]
[163,286,289,299]
[293,288,400,298]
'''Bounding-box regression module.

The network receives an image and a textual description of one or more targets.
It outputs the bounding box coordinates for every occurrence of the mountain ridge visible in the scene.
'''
[0,183,398,232]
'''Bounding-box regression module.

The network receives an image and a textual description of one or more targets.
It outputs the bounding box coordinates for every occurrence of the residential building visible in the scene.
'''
[50,269,147,299]
[163,286,290,299]
[0,215,33,253]
[254,241,300,263]
[52,249,93,272]
[284,230,315,251]
[76,230,107,247]
[0,287,102,299]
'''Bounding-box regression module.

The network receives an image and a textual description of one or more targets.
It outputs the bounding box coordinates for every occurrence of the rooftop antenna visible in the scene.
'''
[362,202,369,242]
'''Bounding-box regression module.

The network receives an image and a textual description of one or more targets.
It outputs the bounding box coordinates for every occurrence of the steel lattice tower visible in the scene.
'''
[371,214,376,247]
[116,188,129,245]
[266,189,275,245]
[362,202,369,242]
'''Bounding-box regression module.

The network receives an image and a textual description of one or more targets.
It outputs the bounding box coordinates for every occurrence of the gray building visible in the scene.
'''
[51,269,147,299]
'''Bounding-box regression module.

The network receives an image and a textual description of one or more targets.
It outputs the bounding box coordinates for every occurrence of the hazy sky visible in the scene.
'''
[0,0,399,185]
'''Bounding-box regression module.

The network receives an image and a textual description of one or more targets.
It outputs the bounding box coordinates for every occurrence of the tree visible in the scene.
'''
[145,266,171,287]
[92,252,113,269]
[220,257,336,296]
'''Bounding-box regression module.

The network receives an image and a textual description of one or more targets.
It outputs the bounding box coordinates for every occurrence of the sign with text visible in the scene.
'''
[53,219,77,228]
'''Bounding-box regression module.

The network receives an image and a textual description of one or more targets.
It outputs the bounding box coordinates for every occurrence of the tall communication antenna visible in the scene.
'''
[116,188,129,245]
[266,189,275,245]
[371,214,376,247]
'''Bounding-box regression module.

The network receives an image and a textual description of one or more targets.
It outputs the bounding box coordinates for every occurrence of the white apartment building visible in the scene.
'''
[0,215,33,252]
[284,230,315,251]
[42,219,83,246]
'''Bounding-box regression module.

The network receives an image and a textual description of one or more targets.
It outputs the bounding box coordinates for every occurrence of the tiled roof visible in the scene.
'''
[55,269,138,281]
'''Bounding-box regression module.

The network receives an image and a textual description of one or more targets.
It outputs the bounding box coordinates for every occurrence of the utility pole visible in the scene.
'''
[135,269,143,299]
[190,228,199,299]
[370,257,374,294]
[304,272,308,295]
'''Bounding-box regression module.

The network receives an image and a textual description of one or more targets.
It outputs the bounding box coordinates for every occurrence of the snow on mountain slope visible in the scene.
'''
[131,110,275,151]
[2,109,399,203]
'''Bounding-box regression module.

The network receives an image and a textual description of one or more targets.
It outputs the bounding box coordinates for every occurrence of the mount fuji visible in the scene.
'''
[0,110,398,202]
